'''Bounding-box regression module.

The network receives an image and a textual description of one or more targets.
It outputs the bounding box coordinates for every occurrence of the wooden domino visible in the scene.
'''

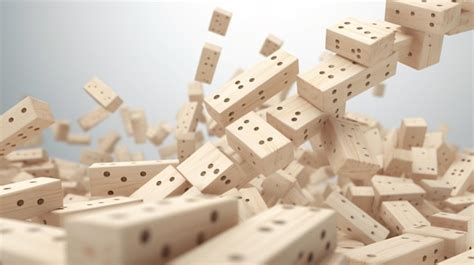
[177,142,241,194]
[439,249,474,265]
[171,205,336,265]
[176,101,202,133]
[296,146,328,169]
[187,81,204,102]
[281,183,315,206]
[260,34,284,56]
[299,150,330,175]
[230,158,260,188]
[326,17,395,66]
[429,212,472,232]
[266,95,328,146]
[20,133,43,148]
[346,233,445,264]
[181,186,202,197]
[39,196,142,227]
[88,160,178,196]
[0,218,66,265]
[79,149,113,165]
[346,186,375,215]
[297,52,398,112]
[83,77,123,112]
[442,153,473,196]
[380,200,430,235]
[77,106,109,131]
[371,175,426,209]
[363,127,384,157]
[22,159,59,178]
[221,188,258,221]
[371,20,414,53]
[406,225,468,257]
[445,194,474,212]
[119,106,133,136]
[335,238,365,254]
[385,0,461,34]
[411,147,438,180]
[131,165,191,202]
[283,160,307,185]
[6,147,49,164]
[208,7,232,36]
[225,111,294,175]
[0,96,54,158]
[10,171,35,183]
[97,130,121,153]
[66,196,238,265]
[343,112,379,128]
[158,141,178,159]
[429,212,473,251]
[239,186,268,212]
[262,169,297,205]
[321,117,380,179]
[2,4,474,264]
[61,181,87,196]
[419,179,452,201]
[372,83,386,97]
[324,191,389,244]
[424,132,456,176]
[147,122,173,146]
[399,27,444,70]
[54,158,85,181]
[0,177,63,219]
[383,147,413,176]
[195,42,221,84]
[66,133,91,145]
[247,174,266,192]
[205,49,298,126]
[205,113,225,137]
[176,132,197,161]
[194,130,205,148]
[130,109,148,144]
[52,120,70,141]
[398,117,427,149]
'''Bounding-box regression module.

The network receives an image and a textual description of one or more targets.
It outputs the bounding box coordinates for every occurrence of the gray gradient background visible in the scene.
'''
[0,1,473,162]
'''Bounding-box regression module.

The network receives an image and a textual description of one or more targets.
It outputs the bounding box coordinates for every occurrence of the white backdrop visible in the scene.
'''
[1,0,473,161]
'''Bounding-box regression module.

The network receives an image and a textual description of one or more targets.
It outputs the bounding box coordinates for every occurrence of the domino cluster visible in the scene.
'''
[1,2,473,265]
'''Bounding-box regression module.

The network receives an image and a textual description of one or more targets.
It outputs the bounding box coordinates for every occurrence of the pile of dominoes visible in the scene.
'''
[1,1,473,265]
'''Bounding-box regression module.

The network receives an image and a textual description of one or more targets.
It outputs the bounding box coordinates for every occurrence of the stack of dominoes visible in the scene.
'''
[1,2,473,265]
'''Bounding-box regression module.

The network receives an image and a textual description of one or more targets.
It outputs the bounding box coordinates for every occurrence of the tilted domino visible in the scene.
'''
[66,196,238,265]
[171,204,336,265]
